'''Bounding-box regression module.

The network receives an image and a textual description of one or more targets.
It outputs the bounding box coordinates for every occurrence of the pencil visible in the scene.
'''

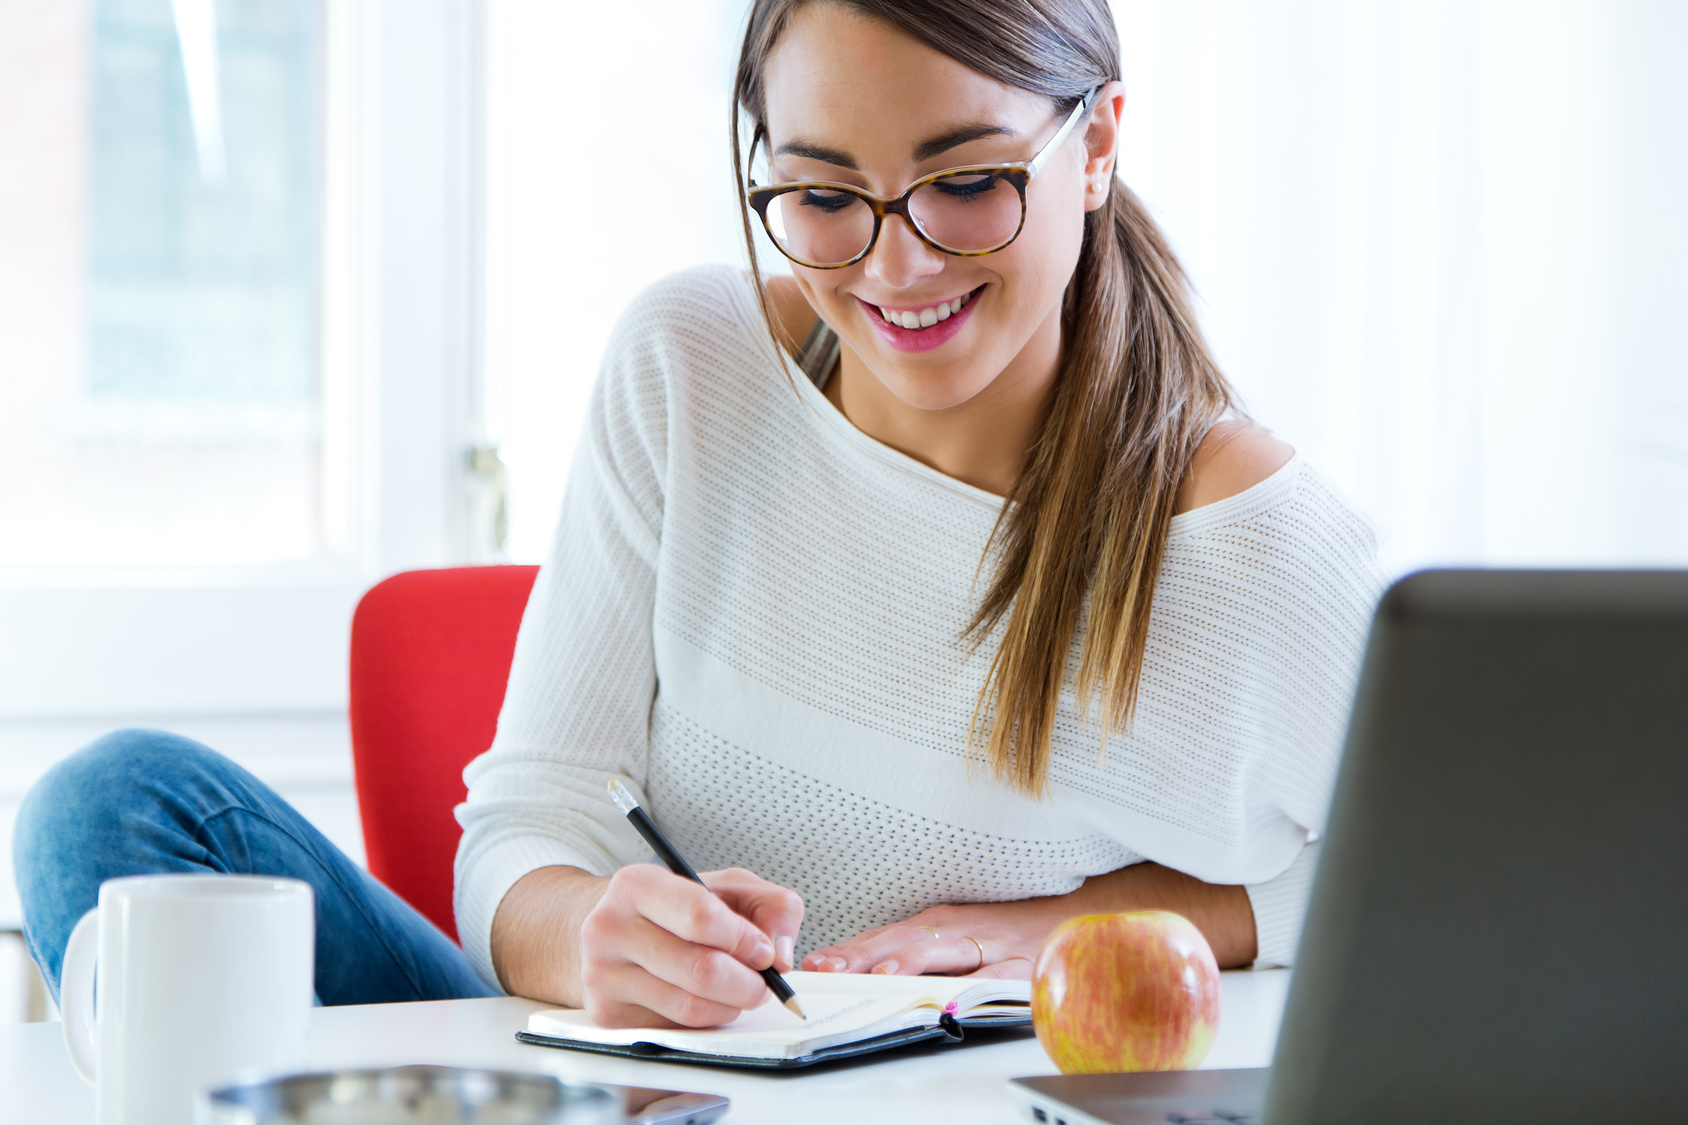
[606,778,806,1019]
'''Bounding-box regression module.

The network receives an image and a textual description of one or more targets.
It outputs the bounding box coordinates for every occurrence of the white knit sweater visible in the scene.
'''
[454,265,1385,989]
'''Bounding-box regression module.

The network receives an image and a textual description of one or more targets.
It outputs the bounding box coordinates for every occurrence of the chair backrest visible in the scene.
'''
[348,565,540,942]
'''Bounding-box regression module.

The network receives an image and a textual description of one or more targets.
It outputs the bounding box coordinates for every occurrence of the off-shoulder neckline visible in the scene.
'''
[715,266,1309,535]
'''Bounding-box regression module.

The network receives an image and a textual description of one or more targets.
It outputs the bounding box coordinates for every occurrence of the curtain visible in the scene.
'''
[1116,0,1688,573]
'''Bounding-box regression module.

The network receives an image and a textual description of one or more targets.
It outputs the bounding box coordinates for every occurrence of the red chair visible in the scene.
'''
[348,565,540,942]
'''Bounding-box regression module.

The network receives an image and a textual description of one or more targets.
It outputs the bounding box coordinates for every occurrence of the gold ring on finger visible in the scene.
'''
[962,935,985,972]
[918,925,941,941]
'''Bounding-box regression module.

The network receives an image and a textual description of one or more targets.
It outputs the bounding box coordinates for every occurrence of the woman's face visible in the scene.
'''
[761,5,1114,412]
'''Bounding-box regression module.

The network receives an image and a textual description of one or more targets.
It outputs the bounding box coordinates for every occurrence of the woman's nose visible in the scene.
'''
[863,213,947,290]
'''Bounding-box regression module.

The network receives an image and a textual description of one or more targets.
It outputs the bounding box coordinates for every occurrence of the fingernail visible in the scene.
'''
[777,935,795,970]
[872,960,899,975]
[753,936,774,968]
[827,957,848,972]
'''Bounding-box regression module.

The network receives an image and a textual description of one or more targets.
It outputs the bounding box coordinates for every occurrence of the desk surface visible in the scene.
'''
[0,969,1288,1125]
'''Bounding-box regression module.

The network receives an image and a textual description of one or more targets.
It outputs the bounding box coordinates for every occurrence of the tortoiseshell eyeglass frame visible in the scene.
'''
[746,86,1101,270]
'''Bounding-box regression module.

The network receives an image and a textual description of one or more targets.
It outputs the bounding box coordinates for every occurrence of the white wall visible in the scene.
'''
[482,0,754,562]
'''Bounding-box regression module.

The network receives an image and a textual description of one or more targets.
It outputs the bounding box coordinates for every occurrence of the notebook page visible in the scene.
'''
[527,991,926,1060]
[783,970,1030,1012]
[525,972,1033,1060]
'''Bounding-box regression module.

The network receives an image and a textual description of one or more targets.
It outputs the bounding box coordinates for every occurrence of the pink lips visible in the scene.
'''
[857,289,981,354]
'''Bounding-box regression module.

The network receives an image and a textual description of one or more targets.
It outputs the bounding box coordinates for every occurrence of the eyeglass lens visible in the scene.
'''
[763,171,1022,266]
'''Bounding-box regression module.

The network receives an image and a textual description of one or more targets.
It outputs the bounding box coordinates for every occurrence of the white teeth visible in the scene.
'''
[877,290,975,329]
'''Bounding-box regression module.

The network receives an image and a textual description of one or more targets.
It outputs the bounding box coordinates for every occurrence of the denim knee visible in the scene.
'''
[12,728,233,991]
[15,728,224,861]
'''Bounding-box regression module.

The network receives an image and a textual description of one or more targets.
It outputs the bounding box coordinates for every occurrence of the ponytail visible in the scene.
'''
[966,181,1233,794]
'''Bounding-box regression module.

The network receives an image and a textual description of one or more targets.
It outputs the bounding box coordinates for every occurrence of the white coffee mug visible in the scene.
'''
[60,874,315,1125]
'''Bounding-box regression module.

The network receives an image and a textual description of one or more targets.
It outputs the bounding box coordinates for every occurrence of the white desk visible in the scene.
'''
[0,970,1288,1125]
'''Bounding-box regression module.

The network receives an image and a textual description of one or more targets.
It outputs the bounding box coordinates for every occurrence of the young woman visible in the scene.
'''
[459,0,1382,1030]
[16,0,1381,1029]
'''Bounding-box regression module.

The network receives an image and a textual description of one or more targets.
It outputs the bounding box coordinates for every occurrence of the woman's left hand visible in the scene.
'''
[801,904,1039,979]
[797,861,1262,978]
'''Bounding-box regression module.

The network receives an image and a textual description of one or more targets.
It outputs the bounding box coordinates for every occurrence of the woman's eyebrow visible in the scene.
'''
[912,123,1016,162]
[773,123,1018,171]
[774,141,858,169]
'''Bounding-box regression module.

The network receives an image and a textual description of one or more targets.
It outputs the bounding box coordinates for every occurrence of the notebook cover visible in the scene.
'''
[514,1011,1033,1071]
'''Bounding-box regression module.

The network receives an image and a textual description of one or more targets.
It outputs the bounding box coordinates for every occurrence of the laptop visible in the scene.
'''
[1010,570,1688,1125]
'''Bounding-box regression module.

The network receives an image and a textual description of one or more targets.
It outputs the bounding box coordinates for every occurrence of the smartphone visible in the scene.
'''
[599,1083,731,1125]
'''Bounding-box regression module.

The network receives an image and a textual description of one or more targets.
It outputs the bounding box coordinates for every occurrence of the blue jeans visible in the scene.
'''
[12,729,499,1006]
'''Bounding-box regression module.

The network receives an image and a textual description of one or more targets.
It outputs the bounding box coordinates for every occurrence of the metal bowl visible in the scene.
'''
[203,1065,622,1125]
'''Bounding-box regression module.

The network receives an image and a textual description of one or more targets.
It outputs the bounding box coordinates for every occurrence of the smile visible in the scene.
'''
[874,290,974,329]
[856,286,984,354]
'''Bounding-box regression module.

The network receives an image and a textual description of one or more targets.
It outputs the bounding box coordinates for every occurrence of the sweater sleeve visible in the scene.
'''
[1245,839,1321,967]
[1216,468,1383,967]
[451,289,675,989]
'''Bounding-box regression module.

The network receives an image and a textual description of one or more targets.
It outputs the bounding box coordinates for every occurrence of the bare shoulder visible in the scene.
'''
[1174,421,1296,515]
[757,273,819,359]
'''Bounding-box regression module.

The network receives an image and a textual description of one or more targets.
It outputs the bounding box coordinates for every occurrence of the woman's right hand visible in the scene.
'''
[490,863,804,1029]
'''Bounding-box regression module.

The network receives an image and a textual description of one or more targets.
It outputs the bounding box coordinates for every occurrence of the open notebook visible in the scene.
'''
[516,971,1032,1070]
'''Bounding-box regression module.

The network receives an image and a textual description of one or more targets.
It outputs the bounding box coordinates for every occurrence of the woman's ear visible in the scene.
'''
[1081,80,1126,212]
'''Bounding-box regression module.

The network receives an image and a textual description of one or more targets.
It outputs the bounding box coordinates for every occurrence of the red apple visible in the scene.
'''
[1032,910,1221,1074]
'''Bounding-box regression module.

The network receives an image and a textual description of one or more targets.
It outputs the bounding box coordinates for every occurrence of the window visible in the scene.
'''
[1,0,336,569]
[0,0,481,929]
[0,0,477,721]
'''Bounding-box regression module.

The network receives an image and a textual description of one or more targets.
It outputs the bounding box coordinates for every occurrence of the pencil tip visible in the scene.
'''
[784,995,806,1019]
[605,778,638,816]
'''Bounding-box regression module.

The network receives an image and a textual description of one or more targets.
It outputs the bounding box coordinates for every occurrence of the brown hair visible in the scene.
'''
[732,0,1238,796]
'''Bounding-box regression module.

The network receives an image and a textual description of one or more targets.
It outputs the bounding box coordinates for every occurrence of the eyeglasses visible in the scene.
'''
[747,87,1100,270]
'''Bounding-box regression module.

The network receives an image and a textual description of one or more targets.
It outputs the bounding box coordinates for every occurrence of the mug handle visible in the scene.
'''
[61,908,100,1085]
